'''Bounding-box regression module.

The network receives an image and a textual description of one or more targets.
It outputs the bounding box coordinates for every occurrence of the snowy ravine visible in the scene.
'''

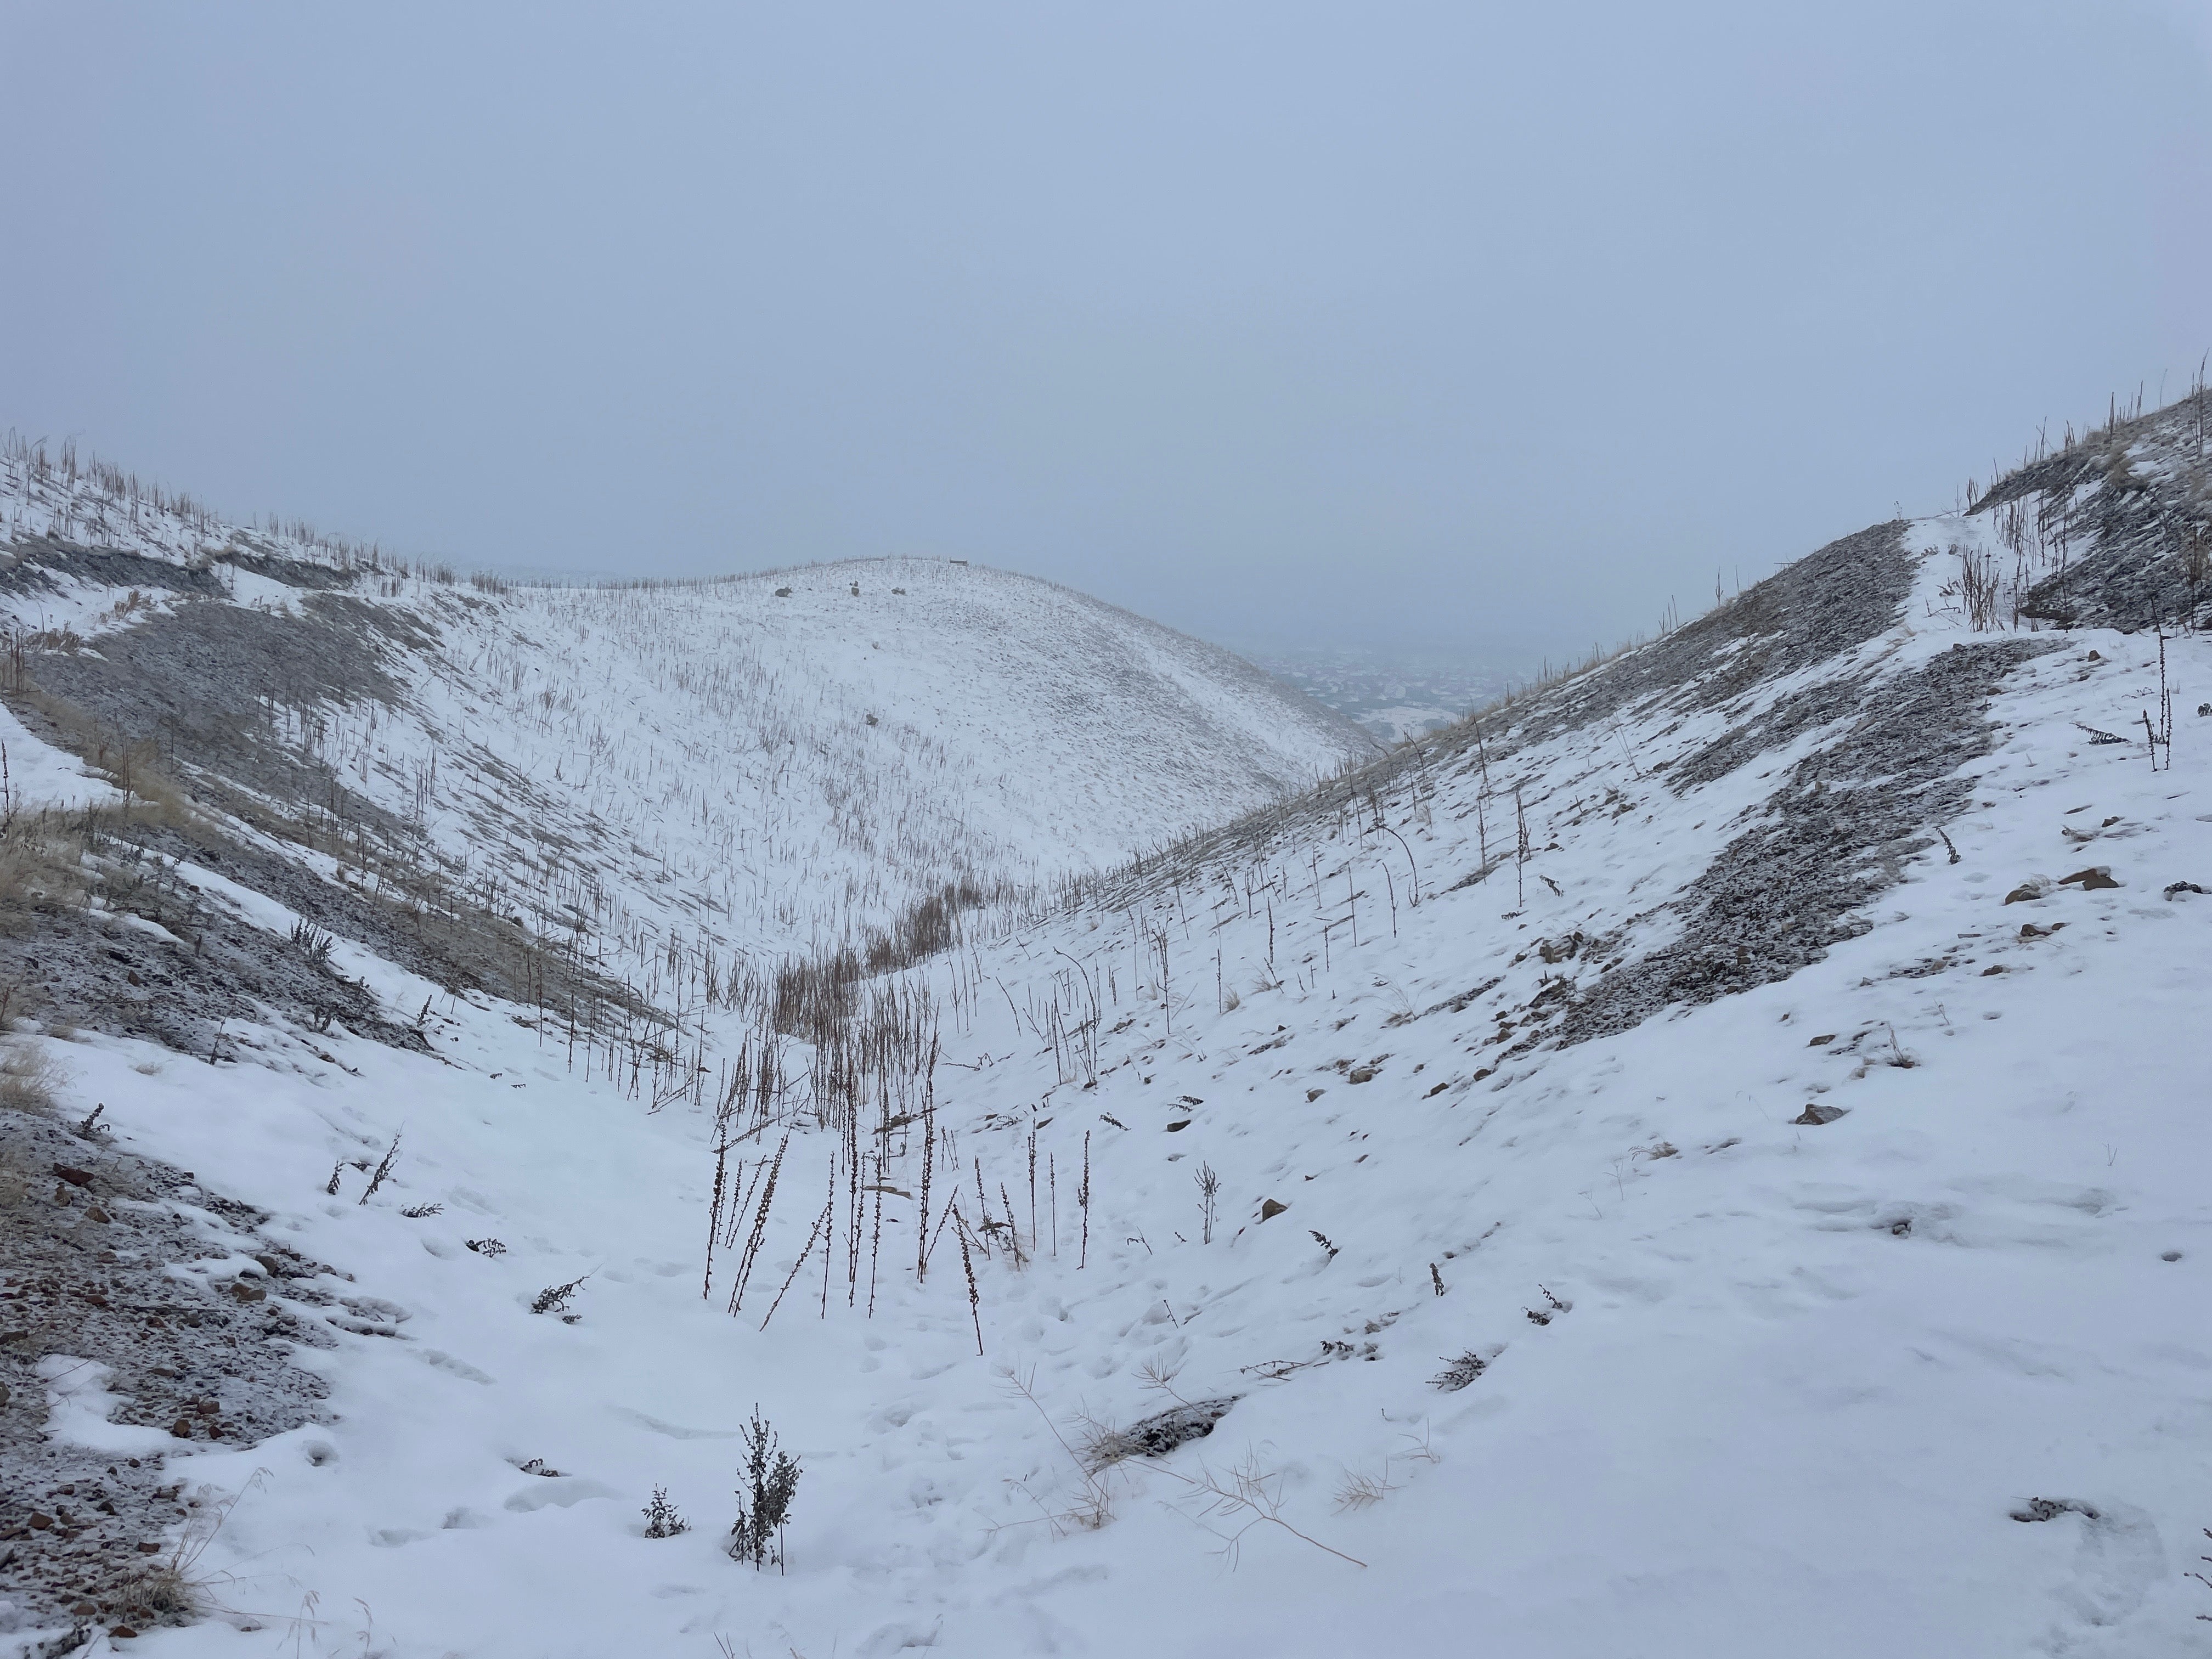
[4,400,2212,1657]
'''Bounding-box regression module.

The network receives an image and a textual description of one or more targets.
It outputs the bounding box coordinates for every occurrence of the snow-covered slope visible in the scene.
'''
[4,397,2211,1656]
[0,439,1370,1034]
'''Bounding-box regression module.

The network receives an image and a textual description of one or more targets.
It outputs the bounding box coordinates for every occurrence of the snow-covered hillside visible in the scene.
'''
[0,437,1370,1051]
[3,396,2210,1657]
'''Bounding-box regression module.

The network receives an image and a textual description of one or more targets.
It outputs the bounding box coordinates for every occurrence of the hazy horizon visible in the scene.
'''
[5,1,2208,667]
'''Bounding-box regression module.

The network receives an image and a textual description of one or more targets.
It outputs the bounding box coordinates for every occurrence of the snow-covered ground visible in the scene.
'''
[7,489,2209,1655]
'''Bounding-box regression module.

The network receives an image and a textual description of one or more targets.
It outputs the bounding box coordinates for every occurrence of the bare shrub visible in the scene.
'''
[531,1271,591,1316]
[357,1133,402,1203]
[1173,1452,1367,1568]
[289,918,336,968]
[1429,1352,1488,1391]
[1954,545,2004,630]
[728,1408,801,1569]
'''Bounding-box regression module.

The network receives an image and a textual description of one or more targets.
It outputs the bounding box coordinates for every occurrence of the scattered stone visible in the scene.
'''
[1258,1198,1289,1221]
[1347,1067,1376,1084]
[1792,1103,1848,1126]
[2164,881,2206,900]
[1806,1032,1837,1046]
[2058,867,2120,890]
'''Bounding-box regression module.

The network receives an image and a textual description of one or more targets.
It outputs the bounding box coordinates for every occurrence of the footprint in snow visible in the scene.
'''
[2011,1497,2166,1651]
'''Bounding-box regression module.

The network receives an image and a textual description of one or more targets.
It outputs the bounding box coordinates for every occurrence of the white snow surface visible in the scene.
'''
[375,558,1373,960]
[8,519,2212,1656]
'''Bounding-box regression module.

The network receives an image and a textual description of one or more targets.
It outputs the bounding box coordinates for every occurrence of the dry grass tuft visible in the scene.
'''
[0,810,89,928]
[1333,1469,1397,1511]
[0,1040,63,1115]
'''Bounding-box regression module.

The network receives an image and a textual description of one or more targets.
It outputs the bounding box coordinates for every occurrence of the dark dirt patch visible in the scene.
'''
[216,550,359,591]
[1551,639,2056,1045]
[1084,1397,1238,1468]
[0,867,418,1059]
[1664,662,1880,792]
[3,640,638,1052]
[29,593,432,818]
[1454,518,1916,767]
[1133,521,1916,896]
[1976,390,2212,632]
[0,1096,338,1643]
[0,542,228,604]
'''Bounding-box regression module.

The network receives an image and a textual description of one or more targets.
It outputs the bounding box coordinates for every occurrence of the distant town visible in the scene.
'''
[1240,645,1517,742]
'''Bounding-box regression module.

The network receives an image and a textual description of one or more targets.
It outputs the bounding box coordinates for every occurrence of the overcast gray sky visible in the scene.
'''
[5,2,2208,669]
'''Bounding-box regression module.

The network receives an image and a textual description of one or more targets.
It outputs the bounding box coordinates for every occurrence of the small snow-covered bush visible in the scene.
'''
[643,1487,689,1538]
[1429,1352,1487,1391]
[728,1408,802,1570]
[531,1272,590,1315]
